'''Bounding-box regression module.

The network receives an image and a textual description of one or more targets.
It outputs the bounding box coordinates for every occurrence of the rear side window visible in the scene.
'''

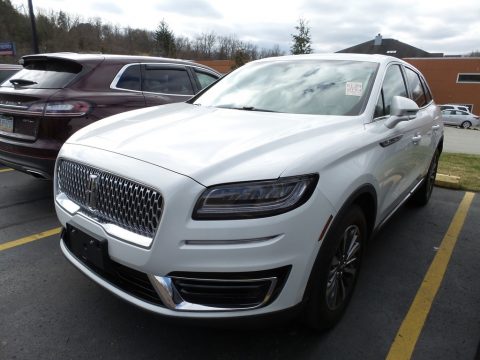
[115,65,141,91]
[375,64,408,118]
[0,70,20,84]
[194,70,218,89]
[1,58,82,89]
[405,67,427,107]
[143,67,194,95]
[420,76,432,103]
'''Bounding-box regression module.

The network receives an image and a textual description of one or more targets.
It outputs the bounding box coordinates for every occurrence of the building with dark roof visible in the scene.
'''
[337,34,443,58]
[404,57,480,114]
[336,34,480,113]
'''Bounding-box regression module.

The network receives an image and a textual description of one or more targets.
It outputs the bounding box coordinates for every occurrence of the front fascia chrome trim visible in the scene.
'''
[148,275,278,312]
[183,235,280,246]
[55,193,154,248]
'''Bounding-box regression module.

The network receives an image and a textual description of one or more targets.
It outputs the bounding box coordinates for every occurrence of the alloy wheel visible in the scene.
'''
[325,224,361,310]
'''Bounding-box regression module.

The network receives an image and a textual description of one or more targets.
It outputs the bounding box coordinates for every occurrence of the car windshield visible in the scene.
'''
[0,58,82,89]
[193,59,379,116]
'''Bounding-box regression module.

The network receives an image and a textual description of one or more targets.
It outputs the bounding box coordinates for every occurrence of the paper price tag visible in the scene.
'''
[346,82,363,96]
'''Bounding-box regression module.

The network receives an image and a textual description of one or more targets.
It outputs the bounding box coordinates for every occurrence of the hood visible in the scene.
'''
[67,103,361,185]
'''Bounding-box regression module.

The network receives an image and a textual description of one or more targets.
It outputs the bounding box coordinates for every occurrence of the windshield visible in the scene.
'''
[0,58,82,89]
[194,59,379,116]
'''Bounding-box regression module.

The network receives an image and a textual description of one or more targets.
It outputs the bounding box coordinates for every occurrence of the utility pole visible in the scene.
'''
[28,0,39,53]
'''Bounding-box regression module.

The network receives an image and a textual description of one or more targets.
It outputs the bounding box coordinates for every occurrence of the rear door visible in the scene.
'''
[403,66,438,177]
[141,64,195,106]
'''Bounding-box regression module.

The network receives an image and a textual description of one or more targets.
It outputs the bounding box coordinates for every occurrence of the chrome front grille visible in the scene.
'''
[57,159,163,238]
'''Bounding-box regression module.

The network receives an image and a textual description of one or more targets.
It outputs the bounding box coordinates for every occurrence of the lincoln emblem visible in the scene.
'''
[85,174,99,210]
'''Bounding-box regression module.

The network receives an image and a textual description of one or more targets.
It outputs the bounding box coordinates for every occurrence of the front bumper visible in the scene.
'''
[55,144,335,318]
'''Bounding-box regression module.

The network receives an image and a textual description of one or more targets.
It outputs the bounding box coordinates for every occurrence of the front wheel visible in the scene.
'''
[461,121,472,129]
[304,205,366,330]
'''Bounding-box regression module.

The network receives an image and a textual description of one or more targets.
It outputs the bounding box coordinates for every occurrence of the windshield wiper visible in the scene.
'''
[9,79,38,86]
[216,104,278,113]
[240,106,278,113]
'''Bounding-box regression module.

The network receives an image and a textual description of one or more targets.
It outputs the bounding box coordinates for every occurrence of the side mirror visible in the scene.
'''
[385,96,419,129]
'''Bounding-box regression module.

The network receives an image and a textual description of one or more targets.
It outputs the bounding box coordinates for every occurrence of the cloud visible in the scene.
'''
[156,0,222,19]
[92,2,123,14]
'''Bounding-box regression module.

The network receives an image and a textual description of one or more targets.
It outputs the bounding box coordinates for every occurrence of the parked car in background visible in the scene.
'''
[0,53,220,179]
[55,54,443,329]
[0,63,22,83]
[439,104,472,113]
[441,109,479,128]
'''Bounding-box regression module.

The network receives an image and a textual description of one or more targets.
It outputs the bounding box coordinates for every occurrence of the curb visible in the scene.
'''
[435,173,461,189]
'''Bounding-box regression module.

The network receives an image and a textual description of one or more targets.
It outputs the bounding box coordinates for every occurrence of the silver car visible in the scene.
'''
[441,109,479,129]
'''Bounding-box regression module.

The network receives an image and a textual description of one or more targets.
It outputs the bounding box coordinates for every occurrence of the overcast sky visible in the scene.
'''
[11,0,480,55]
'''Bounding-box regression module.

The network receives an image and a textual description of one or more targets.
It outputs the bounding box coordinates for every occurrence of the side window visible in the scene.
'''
[194,70,218,89]
[405,67,427,107]
[420,76,432,103]
[375,64,408,117]
[115,64,141,91]
[143,67,194,95]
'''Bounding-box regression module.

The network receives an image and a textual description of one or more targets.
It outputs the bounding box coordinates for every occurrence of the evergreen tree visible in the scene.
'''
[154,20,176,57]
[290,18,313,55]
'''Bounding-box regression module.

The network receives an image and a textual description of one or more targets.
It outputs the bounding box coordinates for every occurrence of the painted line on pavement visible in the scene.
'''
[386,192,475,360]
[0,227,62,252]
[0,168,13,173]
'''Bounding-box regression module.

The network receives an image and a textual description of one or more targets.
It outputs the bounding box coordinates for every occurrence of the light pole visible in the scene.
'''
[28,0,39,53]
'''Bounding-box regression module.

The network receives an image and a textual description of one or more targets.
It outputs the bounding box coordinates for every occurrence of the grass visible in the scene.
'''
[437,153,480,192]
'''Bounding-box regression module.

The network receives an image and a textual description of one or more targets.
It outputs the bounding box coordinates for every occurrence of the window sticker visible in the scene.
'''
[345,82,363,96]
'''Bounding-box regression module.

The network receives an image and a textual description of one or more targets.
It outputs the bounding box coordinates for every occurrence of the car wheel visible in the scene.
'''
[304,205,366,330]
[410,148,440,207]
[461,121,472,129]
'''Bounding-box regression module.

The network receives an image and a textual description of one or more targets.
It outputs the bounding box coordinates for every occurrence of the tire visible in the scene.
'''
[461,121,472,129]
[409,148,440,207]
[304,205,366,330]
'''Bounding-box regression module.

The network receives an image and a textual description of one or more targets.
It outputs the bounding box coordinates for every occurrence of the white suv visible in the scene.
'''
[54,54,443,329]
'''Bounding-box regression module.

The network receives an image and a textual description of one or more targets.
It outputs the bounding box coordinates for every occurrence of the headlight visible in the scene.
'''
[193,174,319,220]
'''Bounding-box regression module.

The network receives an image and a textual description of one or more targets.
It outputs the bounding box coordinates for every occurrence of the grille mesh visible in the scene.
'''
[57,159,163,238]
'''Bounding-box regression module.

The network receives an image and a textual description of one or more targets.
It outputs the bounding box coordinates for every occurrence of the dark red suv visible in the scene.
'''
[0,53,220,179]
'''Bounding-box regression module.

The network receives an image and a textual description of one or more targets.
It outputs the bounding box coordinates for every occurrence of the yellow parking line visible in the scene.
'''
[386,192,475,360]
[0,168,13,173]
[0,227,62,252]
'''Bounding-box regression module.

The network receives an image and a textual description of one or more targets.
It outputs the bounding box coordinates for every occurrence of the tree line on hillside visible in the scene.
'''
[0,0,285,65]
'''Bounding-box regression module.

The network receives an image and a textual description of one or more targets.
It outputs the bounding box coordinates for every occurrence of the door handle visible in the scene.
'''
[412,135,422,143]
[432,125,440,130]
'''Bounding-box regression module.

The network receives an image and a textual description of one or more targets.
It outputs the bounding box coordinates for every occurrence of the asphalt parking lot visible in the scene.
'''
[1,166,479,360]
